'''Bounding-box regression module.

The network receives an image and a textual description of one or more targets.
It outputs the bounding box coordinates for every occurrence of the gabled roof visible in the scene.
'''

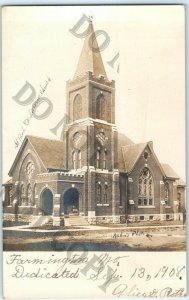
[8,133,182,183]
[118,133,134,172]
[121,142,147,173]
[120,141,181,180]
[161,163,180,179]
[121,141,166,176]
[9,135,65,176]
[27,136,65,170]
[74,20,108,80]
[9,132,132,176]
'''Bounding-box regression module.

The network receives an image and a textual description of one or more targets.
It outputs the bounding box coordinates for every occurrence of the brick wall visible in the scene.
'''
[6,140,45,211]
[127,145,167,215]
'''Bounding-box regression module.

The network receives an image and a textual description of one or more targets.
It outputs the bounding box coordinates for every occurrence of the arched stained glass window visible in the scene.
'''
[26,161,35,177]
[73,94,82,121]
[138,167,154,206]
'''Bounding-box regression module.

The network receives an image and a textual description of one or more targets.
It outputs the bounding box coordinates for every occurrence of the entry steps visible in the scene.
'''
[30,216,52,227]
[30,215,88,227]
[64,215,89,227]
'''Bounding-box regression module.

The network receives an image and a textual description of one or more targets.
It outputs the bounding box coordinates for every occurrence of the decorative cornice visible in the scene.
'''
[67,72,114,88]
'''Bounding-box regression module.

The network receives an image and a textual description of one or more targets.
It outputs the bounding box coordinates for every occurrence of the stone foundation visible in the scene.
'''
[3,213,33,223]
[3,212,183,226]
[127,213,183,222]
[87,215,124,224]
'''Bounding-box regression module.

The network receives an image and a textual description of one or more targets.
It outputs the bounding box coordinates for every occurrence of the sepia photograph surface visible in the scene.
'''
[2,5,186,298]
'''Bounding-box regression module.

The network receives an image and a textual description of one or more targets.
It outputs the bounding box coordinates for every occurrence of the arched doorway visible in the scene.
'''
[62,188,79,215]
[41,189,53,215]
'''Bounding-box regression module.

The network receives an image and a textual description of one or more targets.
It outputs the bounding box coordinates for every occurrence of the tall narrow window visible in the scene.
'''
[72,150,76,169]
[27,184,32,206]
[97,183,102,203]
[177,192,181,200]
[177,192,181,212]
[20,185,25,206]
[138,167,154,206]
[17,186,21,206]
[103,150,107,169]
[164,182,169,206]
[96,95,106,120]
[104,184,108,203]
[33,184,36,206]
[73,94,82,121]
[78,150,81,169]
[96,150,100,169]
[7,187,12,206]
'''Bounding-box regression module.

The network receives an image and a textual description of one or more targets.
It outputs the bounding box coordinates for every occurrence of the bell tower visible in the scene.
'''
[64,18,120,223]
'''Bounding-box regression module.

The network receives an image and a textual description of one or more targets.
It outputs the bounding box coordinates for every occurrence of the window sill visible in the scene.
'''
[95,169,109,173]
[19,205,34,208]
[138,206,155,208]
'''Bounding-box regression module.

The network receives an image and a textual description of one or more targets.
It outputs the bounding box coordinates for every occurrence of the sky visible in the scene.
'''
[2,5,185,181]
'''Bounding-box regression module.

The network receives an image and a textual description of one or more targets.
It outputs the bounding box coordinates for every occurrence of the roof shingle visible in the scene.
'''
[28,135,65,170]
[121,142,147,173]
[74,21,108,80]
[118,133,134,172]
[161,163,180,179]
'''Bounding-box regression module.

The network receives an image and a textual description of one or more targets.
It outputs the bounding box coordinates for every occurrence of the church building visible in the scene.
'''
[3,20,185,226]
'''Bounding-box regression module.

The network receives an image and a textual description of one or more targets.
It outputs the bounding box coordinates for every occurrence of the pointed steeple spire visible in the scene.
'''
[74,18,108,80]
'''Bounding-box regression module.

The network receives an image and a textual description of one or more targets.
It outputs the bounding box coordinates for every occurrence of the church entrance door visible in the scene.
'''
[62,188,79,216]
[41,189,53,215]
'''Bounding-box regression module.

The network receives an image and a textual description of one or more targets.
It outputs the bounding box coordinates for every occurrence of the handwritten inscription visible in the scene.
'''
[112,284,185,297]
[12,265,80,279]
[5,253,186,297]
[14,76,52,149]
[112,231,152,239]
[6,253,127,292]
[130,266,185,281]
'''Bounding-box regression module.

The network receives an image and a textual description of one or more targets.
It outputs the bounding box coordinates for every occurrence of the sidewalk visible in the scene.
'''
[3,224,185,233]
